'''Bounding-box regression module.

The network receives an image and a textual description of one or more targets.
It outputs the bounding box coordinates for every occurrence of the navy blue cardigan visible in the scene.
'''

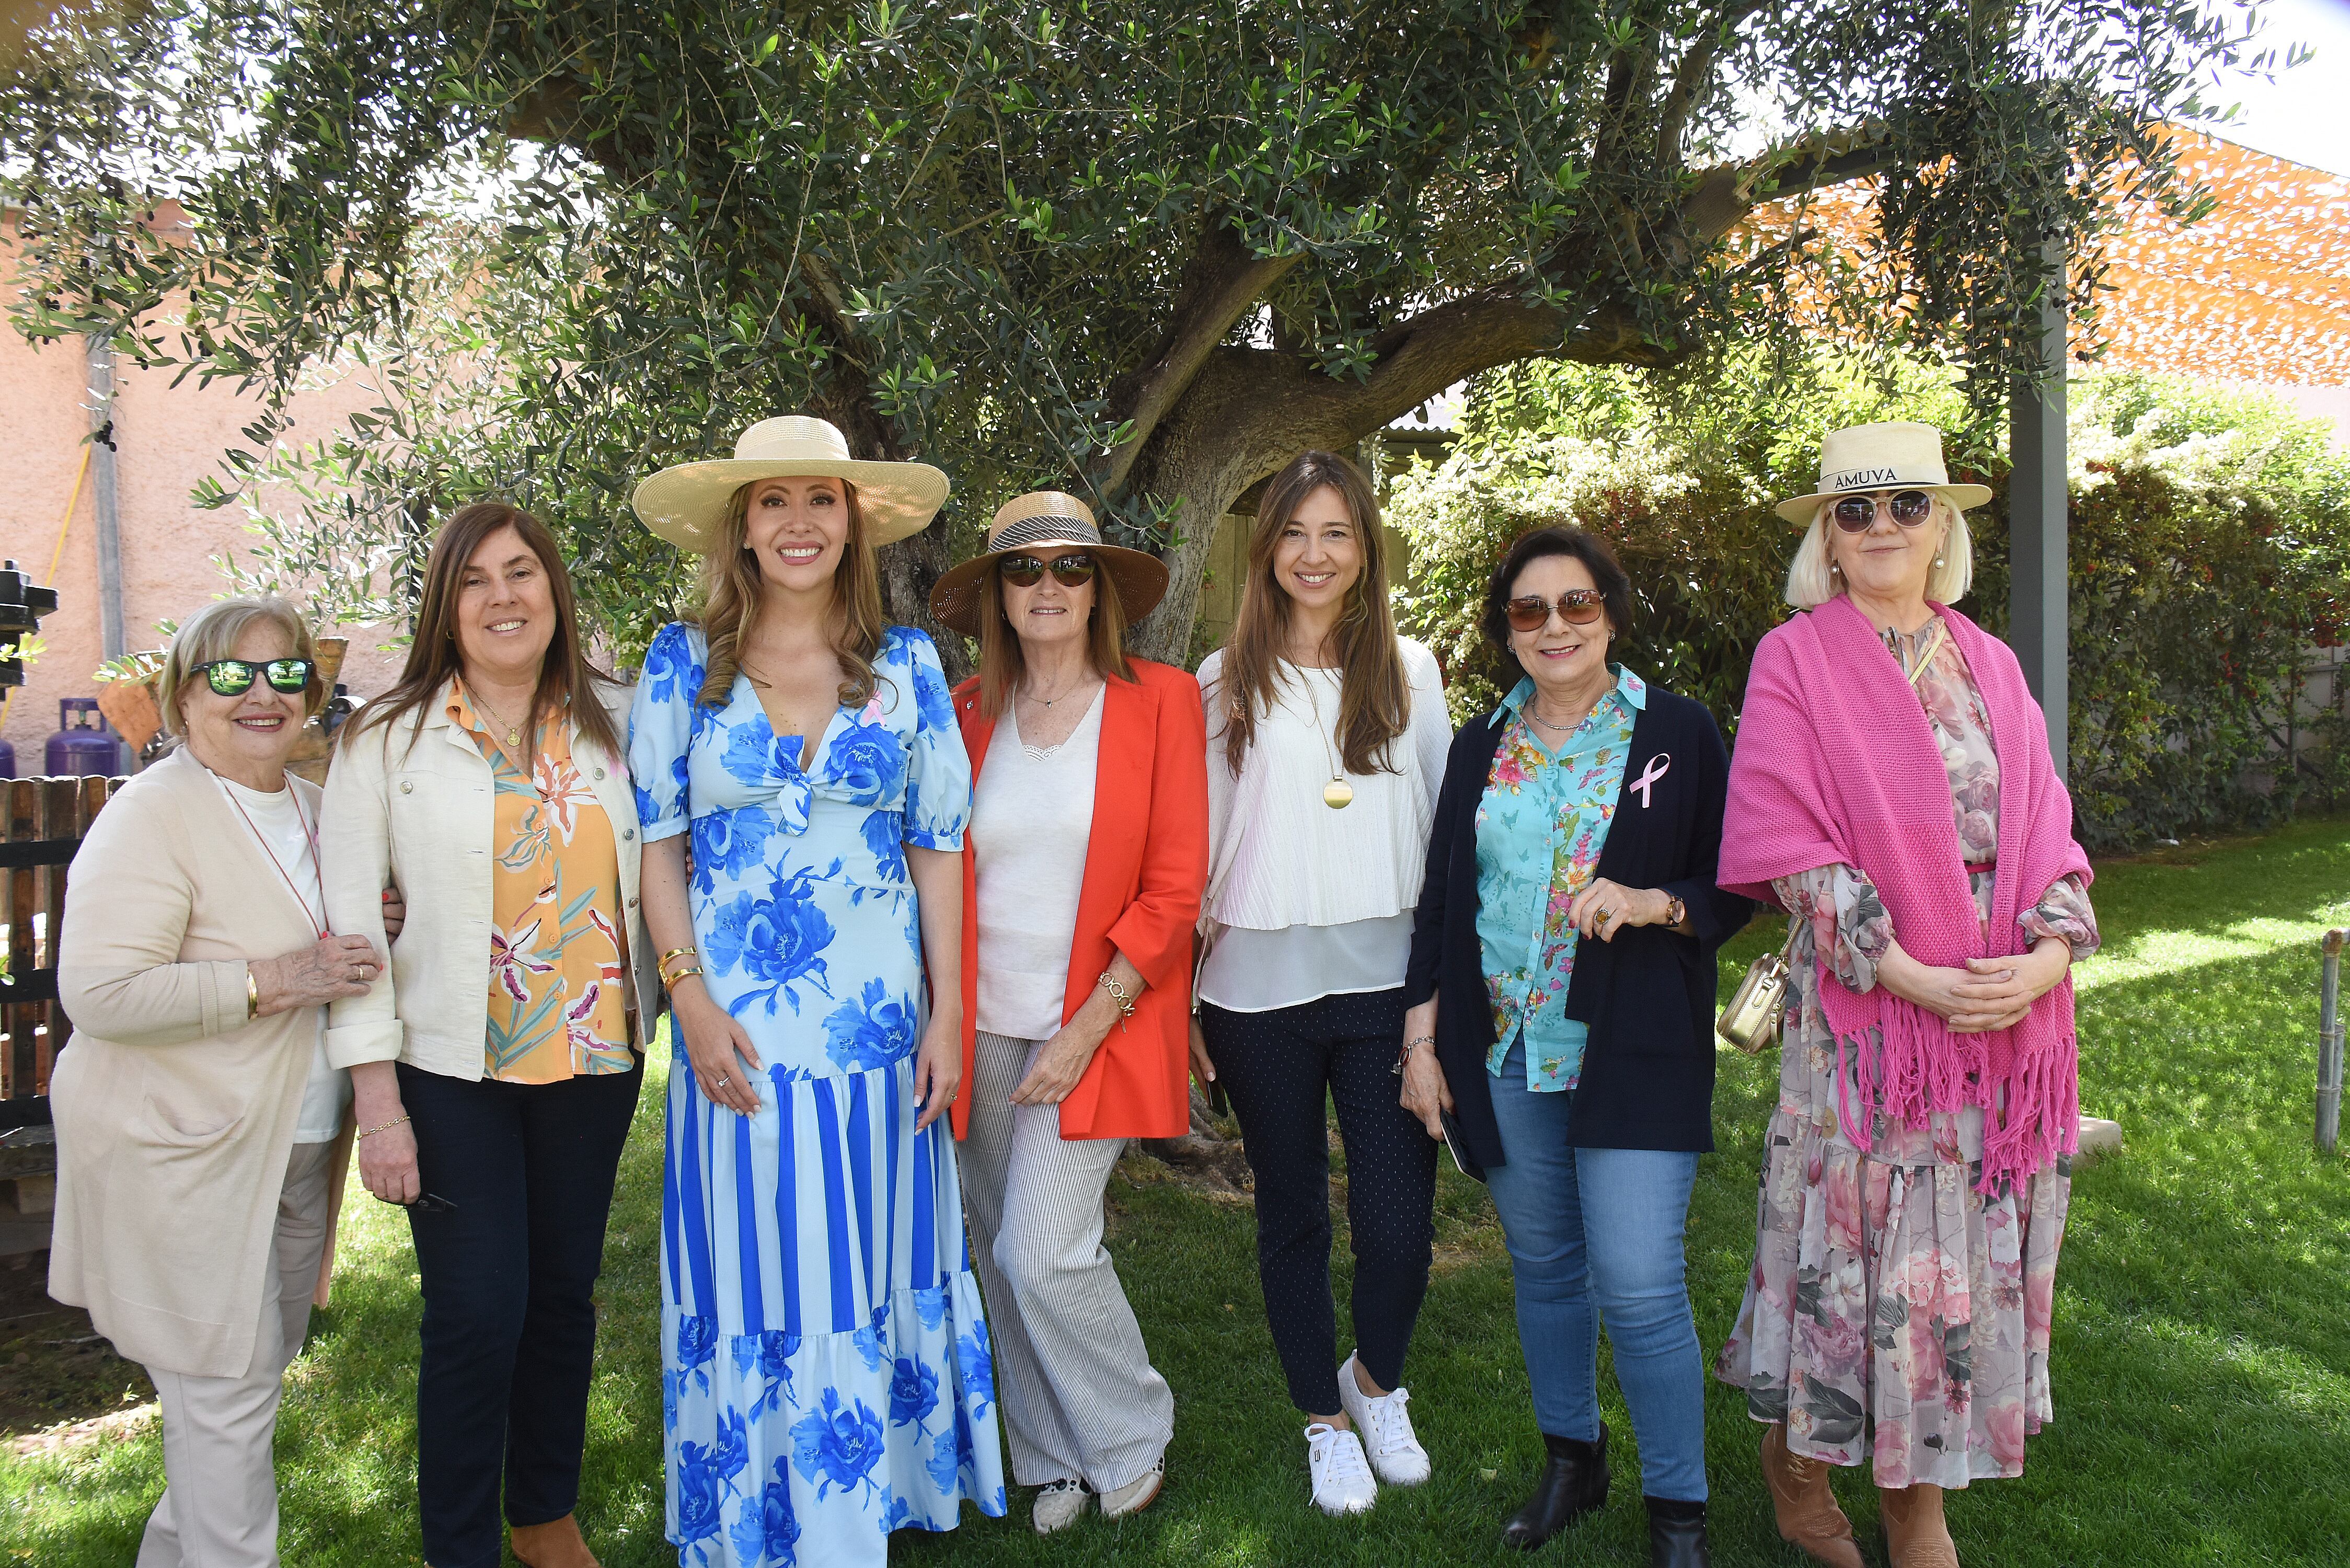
[1403,685,1752,1169]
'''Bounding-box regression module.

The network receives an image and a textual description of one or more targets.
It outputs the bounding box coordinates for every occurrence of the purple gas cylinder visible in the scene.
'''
[44,697,122,777]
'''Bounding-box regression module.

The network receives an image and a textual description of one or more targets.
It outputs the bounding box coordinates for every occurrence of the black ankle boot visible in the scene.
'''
[1501,1423,1610,1551]
[1644,1495,1710,1567]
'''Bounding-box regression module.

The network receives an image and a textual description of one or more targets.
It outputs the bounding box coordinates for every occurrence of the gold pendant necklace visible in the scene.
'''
[1307,672,1352,809]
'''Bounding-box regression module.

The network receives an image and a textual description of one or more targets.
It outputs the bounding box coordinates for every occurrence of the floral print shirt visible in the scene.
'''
[1473,667,1645,1091]
[449,681,633,1083]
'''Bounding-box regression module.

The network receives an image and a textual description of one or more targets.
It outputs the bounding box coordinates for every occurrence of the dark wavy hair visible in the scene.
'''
[1480,526,1634,687]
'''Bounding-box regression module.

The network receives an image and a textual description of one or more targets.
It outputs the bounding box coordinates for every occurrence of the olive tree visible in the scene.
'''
[1,0,2260,667]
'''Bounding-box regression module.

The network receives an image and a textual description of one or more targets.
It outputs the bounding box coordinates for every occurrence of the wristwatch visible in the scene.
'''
[1664,894,1687,928]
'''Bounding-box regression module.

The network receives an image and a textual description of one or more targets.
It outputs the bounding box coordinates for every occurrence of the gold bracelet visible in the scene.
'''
[665,966,706,990]
[246,967,260,1021]
[1098,971,1136,1033]
[659,946,698,969]
[359,1114,410,1141]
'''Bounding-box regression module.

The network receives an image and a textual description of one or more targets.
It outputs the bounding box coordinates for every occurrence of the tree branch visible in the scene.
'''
[1093,213,1305,500]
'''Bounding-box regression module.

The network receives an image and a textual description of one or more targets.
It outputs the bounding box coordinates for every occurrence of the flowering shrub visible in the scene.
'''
[1390,360,2349,849]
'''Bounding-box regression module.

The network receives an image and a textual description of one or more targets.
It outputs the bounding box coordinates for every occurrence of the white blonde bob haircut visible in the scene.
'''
[1783,491,1974,609]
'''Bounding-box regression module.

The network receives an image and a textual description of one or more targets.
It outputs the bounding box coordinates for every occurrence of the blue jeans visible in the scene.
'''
[1483,1041,1707,1502]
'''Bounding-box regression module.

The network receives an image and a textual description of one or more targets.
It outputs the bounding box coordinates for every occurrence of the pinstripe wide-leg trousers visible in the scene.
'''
[960,1031,1175,1493]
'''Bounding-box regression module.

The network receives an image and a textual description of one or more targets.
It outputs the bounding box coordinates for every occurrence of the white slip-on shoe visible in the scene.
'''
[1305,1421,1378,1516]
[1032,1478,1091,1534]
[1100,1461,1165,1519]
[1337,1351,1432,1486]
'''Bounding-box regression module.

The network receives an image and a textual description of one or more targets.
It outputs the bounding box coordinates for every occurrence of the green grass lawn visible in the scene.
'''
[5,817,2347,1565]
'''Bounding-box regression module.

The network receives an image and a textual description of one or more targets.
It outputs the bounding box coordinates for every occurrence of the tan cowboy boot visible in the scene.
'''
[1877,1482,1961,1568]
[510,1514,601,1568]
[1759,1423,1866,1568]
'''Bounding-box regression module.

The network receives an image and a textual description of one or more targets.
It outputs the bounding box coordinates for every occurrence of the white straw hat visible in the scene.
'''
[1775,421,1992,524]
[631,416,950,552]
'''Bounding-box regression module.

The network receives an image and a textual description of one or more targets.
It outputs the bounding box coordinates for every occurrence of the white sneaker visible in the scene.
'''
[1337,1352,1432,1486]
[1032,1478,1091,1534]
[1305,1421,1378,1516]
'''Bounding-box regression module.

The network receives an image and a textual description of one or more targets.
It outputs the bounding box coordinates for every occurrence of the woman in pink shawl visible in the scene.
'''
[1713,423,2099,1568]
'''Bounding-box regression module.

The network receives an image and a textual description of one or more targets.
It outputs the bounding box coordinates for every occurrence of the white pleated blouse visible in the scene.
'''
[1196,639,1453,1011]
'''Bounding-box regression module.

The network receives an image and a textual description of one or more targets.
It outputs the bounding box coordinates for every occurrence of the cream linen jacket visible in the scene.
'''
[49,747,354,1379]
[319,679,659,1078]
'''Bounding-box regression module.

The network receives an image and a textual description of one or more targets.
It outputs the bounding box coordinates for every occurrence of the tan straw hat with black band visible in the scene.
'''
[631,416,950,553]
[1775,421,1992,524]
[929,491,1169,637]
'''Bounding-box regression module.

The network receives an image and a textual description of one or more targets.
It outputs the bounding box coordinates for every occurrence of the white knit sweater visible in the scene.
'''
[1198,639,1453,933]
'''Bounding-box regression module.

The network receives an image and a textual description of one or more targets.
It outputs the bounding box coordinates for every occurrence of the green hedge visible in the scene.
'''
[1389,360,2350,850]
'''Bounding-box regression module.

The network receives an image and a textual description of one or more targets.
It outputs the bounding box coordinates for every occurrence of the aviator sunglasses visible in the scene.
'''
[1504,590,1607,633]
[190,657,316,697]
[1831,489,1937,532]
[998,552,1097,589]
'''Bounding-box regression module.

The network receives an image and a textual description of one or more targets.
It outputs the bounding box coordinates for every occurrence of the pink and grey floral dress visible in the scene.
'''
[1713,619,2099,1489]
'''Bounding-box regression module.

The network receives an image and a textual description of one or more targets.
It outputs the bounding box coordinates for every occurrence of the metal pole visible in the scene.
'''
[2009,236,2069,782]
[84,335,125,661]
[2320,929,2344,1157]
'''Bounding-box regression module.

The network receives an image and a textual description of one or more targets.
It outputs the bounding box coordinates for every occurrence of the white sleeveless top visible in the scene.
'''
[970,689,1104,1041]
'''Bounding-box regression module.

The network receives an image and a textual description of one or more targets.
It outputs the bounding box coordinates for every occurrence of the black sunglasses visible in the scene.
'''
[191,657,315,697]
[999,552,1097,589]
[1504,590,1607,633]
[1831,489,1936,532]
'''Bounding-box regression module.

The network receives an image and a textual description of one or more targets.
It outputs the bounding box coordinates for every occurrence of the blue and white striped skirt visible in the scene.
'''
[661,1048,1006,1566]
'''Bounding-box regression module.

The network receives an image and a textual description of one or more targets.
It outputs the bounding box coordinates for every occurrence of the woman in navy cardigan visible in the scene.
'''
[1400,527,1749,1567]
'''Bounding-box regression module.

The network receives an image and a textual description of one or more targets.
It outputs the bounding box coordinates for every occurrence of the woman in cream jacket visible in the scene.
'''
[51,596,388,1568]
[321,504,656,1568]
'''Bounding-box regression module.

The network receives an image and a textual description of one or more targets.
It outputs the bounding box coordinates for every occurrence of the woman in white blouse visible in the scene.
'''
[1192,449,1454,1517]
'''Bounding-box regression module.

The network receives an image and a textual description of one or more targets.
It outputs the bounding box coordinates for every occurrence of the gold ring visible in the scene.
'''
[1597,908,1614,926]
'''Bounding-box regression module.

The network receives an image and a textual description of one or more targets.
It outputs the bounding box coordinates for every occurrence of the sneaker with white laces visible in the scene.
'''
[1032,1478,1091,1534]
[1305,1421,1378,1516]
[1336,1351,1432,1486]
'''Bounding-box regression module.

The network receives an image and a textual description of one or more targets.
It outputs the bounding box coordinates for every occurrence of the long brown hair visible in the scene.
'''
[345,502,621,760]
[695,479,886,709]
[975,556,1136,720]
[1216,450,1410,777]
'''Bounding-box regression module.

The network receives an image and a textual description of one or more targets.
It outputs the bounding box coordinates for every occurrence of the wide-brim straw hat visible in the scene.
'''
[929,491,1169,638]
[1775,420,1992,524]
[631,416,950,552]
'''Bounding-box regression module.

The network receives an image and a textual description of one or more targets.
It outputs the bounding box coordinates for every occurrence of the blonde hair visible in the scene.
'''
[157,596,322,737]
[1784,493,1975,608]
[695,479,885,709]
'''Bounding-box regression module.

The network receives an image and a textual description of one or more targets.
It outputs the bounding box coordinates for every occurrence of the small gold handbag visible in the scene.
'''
[1716,917,1802,1055]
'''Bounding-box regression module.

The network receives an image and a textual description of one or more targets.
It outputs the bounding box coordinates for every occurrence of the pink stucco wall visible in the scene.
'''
[2,217,409,770]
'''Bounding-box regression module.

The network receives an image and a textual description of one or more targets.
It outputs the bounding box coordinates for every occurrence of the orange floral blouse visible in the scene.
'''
[449,681,635,1082]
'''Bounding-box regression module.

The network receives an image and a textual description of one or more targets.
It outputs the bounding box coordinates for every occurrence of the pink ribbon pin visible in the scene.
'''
[1630,753,1671,806]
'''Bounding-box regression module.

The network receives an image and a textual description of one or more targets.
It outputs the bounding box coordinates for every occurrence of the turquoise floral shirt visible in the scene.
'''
[1474,667,1646,1091]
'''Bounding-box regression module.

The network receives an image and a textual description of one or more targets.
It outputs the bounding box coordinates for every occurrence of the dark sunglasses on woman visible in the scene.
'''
[1831,489,1936,532]
[1504,590,1606,633]
[191,657,316,697]
[999,552,1097,589]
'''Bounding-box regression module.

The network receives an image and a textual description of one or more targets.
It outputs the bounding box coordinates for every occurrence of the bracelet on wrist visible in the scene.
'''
[1097,971,1137,1033]
[665,966,706,991]
[246,967,260,1021]
[359,1113,410,1142]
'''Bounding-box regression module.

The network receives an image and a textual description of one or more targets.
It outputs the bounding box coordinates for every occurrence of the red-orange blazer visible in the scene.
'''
[949,657,1209,1142]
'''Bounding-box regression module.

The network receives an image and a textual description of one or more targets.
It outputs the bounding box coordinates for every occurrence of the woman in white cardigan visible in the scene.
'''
[1191,450,1454,1517]
[51,596,388,1568]
[321,504,657,1568]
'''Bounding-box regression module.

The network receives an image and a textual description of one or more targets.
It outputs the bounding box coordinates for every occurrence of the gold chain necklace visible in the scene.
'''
[470,688,534,751]
[1306,673,1352,810]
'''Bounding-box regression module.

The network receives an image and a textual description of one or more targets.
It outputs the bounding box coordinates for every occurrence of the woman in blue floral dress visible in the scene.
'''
[628,417,1006,1566]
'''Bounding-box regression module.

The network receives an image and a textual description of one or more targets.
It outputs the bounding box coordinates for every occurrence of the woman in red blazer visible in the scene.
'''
[929,491,1209,1534]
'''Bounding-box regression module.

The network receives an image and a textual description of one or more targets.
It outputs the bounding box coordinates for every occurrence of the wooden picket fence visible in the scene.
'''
[1,775,124,1129]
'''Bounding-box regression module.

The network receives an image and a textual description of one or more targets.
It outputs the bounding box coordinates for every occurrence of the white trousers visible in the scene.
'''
[138,1140,336,1568]
[960,1031,1174,1493]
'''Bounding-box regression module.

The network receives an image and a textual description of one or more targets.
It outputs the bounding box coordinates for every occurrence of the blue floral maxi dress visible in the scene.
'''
[631,623,1007,1566]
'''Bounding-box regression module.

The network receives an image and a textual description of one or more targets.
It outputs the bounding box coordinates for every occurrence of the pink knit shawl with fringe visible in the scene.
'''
[1720,594,2092,1194]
